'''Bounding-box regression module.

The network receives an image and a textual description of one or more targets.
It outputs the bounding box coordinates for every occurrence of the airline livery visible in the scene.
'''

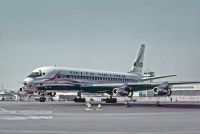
[19,44,199,103]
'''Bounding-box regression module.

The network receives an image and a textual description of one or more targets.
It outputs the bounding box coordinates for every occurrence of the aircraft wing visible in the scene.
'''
[82,82,158,92]
[140,75,177,81]
[81,81,200,92]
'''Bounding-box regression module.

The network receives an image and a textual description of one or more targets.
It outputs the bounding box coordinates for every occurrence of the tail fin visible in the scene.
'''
[128,44,145,76]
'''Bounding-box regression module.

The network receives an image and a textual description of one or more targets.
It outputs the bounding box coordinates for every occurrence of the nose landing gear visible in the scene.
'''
[39,92,46,102]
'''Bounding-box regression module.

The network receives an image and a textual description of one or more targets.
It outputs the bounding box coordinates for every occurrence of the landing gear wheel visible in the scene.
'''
[167,89,172,96]
[74,97,86,102]
[74,90,86,103]
[127,91,133,98]
[39,97,46,102]
[105,98,117,103]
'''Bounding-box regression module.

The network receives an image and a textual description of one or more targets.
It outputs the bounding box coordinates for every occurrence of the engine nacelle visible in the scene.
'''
[112,85,133,98]
[153,82,172,96]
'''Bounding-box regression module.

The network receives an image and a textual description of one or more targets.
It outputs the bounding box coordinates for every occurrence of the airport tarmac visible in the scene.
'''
[0,101,200,134]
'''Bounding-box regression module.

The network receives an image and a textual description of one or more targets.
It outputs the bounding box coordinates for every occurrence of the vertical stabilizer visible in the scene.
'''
[128,44,145,76]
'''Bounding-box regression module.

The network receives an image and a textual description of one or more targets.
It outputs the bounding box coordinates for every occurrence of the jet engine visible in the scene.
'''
[112,84,133,98]
[153,82,172,96]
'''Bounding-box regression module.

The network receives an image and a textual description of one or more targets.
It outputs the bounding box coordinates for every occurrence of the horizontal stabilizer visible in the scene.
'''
[141,75,177,81]
[166,81,200,85]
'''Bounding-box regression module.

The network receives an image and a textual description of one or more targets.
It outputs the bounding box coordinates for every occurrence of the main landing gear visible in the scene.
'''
[105,94,117,103]
[105,97,117,103]
[74,91,86,103]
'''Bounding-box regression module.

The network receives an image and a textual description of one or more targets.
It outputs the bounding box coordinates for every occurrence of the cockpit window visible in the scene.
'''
[28,72,42,78]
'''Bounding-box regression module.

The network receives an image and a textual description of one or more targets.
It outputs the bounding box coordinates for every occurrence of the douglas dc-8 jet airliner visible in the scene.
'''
[19,44,200,103]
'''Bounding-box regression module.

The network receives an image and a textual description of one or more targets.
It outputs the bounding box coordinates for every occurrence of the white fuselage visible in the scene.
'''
[23,66,142,92]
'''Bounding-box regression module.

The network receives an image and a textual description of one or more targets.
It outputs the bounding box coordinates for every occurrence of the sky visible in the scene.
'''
[0,0,200,90]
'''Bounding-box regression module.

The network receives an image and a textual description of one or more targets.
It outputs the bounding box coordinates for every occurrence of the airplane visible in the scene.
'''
[19,44,200,103]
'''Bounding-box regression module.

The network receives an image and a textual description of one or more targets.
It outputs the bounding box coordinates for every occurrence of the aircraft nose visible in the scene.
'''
[23,78,33,87]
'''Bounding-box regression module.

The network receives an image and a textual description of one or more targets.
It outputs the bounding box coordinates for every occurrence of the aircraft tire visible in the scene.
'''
[80,98,86,102]
[39,97,46,102]
[105,98,117,103]
[74,98,86,103]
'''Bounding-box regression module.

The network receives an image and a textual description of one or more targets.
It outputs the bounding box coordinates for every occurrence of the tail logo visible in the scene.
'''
[134,62,143,67]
